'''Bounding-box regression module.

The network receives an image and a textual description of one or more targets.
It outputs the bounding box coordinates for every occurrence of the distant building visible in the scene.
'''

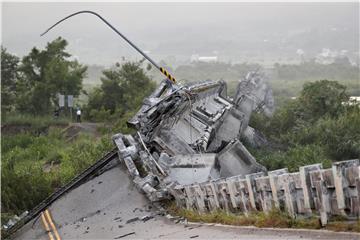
[315,48,351,65]
[296,49,305,63]
[342,96,360,106]
[349,96,360,105]
[190,54,218,63]
[350,96,360,102]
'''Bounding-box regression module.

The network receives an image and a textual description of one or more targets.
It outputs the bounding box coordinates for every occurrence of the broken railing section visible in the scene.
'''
[112,133,223,201]
[171,159,360,226]
[112,133,170,201]
[113,132,359,226]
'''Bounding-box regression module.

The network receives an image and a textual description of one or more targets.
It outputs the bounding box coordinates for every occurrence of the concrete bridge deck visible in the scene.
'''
[11,160,360,240]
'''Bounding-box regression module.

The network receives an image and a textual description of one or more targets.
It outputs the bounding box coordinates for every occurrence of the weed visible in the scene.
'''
[167,203,359,232]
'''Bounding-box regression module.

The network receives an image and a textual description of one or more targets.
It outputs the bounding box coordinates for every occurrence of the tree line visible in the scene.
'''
[274,58,359,81]
[1,37,156,125]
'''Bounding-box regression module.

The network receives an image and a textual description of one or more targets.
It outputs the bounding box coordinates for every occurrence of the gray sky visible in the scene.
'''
[2,2,359,66]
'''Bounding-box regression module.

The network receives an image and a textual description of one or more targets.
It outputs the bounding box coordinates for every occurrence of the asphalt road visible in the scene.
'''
[12,160,360,240]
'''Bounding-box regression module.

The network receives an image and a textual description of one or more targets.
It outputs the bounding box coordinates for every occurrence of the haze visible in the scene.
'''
[2,2,359,66]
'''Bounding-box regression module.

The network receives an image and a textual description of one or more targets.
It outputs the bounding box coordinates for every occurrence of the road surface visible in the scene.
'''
[12,159,360,240]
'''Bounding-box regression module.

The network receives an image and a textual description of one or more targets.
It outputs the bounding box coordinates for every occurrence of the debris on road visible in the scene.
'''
[125,217,139,224]
[141,215,154,222]
[114,232,136,239]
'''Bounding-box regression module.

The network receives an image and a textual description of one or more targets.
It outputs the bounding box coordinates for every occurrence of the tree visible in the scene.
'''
[85,61,156,121]
[16,37,87,115]
[250,80,350,145]
[299,80,348,121]
[1,47,20,116]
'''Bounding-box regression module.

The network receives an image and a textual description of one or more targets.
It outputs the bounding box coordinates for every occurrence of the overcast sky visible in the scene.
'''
[2,2,359,65]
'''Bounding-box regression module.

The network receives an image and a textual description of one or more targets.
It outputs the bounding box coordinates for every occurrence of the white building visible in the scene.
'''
[190,54,218,63]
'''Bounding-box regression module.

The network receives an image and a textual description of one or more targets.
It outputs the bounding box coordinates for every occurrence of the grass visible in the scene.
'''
[1,128,114,223]
[326,220,360,232]
[2,113,69,126]
[2,114,70,134]
[167,203,360,233]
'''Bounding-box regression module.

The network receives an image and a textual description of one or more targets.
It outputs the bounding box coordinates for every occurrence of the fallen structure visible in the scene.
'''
[112,72,271,200]
[10,157,359,240]
[5,73,360,239]
[4,11,359,238]
[110,73,360,226]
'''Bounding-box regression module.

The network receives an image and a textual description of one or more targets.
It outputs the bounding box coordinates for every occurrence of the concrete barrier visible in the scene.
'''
[171,159,360,226]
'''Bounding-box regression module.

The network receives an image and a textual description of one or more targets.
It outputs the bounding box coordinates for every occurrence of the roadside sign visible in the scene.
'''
[58,94,65,107]
[68,95,74,107]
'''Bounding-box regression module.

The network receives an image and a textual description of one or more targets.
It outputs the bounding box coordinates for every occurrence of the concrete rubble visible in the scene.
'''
[111,72,360,226]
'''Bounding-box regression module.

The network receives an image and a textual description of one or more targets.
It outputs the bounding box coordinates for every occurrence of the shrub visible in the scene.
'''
[250,144,332,172]
[279,106,360,160]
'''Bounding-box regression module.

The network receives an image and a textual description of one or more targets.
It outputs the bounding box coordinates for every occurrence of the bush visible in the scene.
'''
[273,106,360,161]
[88,107,112,123]
[249,80,359,166]
[313,107,360,160]
[250,144,332,172]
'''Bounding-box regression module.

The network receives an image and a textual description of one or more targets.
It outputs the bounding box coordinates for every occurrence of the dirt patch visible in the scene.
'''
[61,123,101,141]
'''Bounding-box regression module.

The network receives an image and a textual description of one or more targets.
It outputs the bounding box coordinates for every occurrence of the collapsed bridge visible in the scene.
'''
[4,10,360,240]
[5,73,360,240]
[111,73,360,227]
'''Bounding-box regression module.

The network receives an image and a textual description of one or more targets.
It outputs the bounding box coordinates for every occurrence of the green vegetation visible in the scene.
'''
[274,58,359,82]
[2,114,69,135]
[270,60,359,106]
[1,38,87,118]
[1,129,113,222]
[250,144,332,172]
[249,80,360,171]
[167,203,360,232]
[1,47,20,116]
[84,61,156,124]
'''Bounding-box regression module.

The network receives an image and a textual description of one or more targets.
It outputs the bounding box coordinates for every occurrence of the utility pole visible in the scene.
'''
[41,11,178,85]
